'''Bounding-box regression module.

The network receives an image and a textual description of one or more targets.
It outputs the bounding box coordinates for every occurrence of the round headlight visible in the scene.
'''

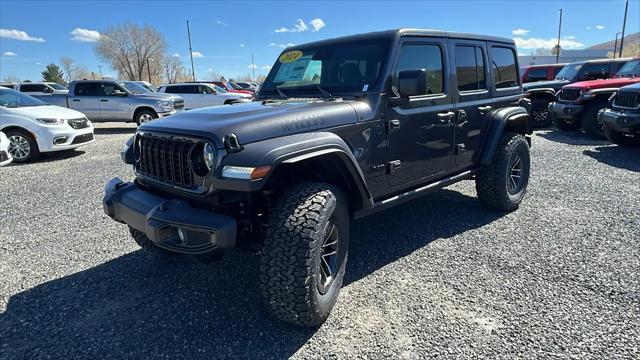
[192,141,216,177]
[204,142,215,169]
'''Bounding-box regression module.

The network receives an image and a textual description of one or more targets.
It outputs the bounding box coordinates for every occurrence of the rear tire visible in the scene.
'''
[476,133,530,211]
[581,102,607,139]
[259,182,349,327]
[6,129,40,163]
[604,125,640,147]
[135,109,158,126]
[530,98,552,128]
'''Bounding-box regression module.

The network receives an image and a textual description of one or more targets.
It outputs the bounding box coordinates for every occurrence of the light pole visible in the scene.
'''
[619,0,628,58]
[613,32,622,58]
[251,54,255,81]
[187,20,196,81]
[97,65,103,78]
[555,8,563,64]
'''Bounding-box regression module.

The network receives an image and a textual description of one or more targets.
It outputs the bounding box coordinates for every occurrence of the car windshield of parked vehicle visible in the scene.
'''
[211,84,227,93]
[615,60,640,78]
[0,88,47,108]
[119,82,151,94]
[555,63,583,81]
[49,83,67,90]
[260,38,391,97]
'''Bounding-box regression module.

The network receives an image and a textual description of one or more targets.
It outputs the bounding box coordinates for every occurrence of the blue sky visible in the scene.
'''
[1,0,638,81]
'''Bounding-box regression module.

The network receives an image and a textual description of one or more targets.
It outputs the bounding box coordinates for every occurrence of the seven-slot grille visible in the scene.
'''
[67,117,89,129]
[614,90,640,108]
[173,99,184,110]
[559,88,582,102]
[136,133,199,189]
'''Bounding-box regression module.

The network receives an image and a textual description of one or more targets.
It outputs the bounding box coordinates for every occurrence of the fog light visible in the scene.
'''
[53,136,68,145]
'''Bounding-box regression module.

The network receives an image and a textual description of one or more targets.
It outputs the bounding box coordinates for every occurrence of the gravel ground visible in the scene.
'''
[0,123,639,359]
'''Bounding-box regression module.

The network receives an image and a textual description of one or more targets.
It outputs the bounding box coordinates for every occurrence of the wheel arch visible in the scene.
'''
[480,107,532,166]
[133,106,157,122]
[526,89,557,102]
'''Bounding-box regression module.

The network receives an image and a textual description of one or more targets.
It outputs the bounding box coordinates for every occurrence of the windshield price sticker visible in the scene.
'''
[274,55,312,82]
[279,50,303,63]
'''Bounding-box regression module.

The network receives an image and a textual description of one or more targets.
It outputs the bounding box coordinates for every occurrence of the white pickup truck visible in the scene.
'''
[17,82,69,96]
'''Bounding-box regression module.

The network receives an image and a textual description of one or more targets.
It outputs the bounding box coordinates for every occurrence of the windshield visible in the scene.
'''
[555,62,583,81]
[0,88,47,108]
[211,84,227,93]
[260,38,391,97]
[119,82,151,94]
[615,60,640,77]
[138,83,157,92]
[49,83,67,90]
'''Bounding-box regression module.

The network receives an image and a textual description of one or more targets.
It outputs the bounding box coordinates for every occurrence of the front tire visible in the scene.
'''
[476,133,530,211]
[581,102,607,139]
[530,98,552,128]
[259,182,349,327]
[135,109,158,126]
[6,129,40,163]
[604,125,640,147]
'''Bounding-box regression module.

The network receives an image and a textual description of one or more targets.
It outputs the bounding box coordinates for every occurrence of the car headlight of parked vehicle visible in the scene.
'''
[191,141,216,176]
[156,100,174,111]
[34,118,65,125]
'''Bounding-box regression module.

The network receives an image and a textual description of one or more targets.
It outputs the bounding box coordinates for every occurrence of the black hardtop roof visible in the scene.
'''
[287,28,515,49]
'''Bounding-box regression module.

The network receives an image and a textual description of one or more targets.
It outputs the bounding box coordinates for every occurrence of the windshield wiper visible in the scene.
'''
[316,86,334,100]
[275,87,288,99]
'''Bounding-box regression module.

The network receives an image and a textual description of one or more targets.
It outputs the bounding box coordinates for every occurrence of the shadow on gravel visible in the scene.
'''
[537,130,610,146]
[94,126,137,135]
[583,146,640,172]
[0,189,501,358]
[6,149,86,166]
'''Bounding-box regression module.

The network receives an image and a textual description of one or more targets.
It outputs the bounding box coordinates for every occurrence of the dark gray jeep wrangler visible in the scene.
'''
[103,29,532,327]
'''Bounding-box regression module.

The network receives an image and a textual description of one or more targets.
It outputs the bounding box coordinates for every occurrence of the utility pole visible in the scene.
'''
[147,58,152,83]
[619,0,628,58]
[555,8,563,64]
[187,20,196,81]
[613,32,621,58]
[97,65,103,78]
[251,54,255,81]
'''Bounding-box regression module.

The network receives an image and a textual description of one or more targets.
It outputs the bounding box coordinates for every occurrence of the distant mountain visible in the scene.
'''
[587,32,640,50]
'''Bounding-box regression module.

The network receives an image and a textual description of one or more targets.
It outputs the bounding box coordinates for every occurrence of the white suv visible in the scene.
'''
[0,87,94,163]
[158,83,251,110]
[17,82,69,96]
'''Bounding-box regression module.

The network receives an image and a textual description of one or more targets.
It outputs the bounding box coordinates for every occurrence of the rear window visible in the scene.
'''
[19,84,45,92]
[490,46,519,89]
[454,45,486,91]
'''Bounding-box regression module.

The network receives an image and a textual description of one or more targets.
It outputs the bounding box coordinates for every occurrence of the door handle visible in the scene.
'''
[437,111,455,123]
[72,99,80,102]
[478,105,493,113]
[387,119,401,133]
[100,99,108,102]
[457,110,467,121]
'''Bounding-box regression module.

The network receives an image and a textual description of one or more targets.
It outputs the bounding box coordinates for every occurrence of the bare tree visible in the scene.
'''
[96,22,167,81]
[61,57,76,83]
[162,55,185,84]
[2,75,21,83]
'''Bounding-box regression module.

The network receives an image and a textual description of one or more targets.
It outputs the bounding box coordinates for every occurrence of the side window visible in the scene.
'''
[580,63,609,80]
[527,68,548,82]
[490,46,519,89]
[74,83,104,96]
[396,44,444,95]
[200,85,214,94]
[454,45,486,92]
[552,66,564,77]
[103,83,125,96]
[20,84,44,92]
[163,86,177,94]
[612,61,625,74]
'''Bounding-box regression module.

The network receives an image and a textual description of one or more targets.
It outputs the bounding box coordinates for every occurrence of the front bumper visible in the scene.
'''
[36,124,95,152]
[599,108,640,134]
[549,102,584,121]
[157,109,178,118]
[103,178,237,255]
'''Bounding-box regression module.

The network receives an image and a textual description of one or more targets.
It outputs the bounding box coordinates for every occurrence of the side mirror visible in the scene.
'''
[398,69,429,97]
[112,90,127,97]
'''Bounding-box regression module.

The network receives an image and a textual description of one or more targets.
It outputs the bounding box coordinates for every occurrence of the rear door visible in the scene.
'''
[386,37,455,188]
[450,40,492,167]
[70,82,101,119]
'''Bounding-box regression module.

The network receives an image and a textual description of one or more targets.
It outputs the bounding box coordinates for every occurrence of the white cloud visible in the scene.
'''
[513,37,585,50]
[275,19,309,33]
[240,43,245,47]
[0,28,45,42]
[269,42,295,49]
[36,62,42,65]
[70,28,101,42]
[191,51,203,58]
[2,51,17,56]
[248,64,258,69]
[596,25,605,30]
[172,52,181,57]
[261,65,272,70]
[512,28,530,36]
[216,20,228,26]
[310,18,325,32]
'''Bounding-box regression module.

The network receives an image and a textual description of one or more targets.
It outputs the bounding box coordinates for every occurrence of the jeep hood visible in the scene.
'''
[139,100,363,148]
[564,78,640,90]
[523,79,569,91]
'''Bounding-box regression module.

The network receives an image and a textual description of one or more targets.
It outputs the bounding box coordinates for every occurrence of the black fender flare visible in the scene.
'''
[525,88,557,100]
[212,132,374,210]
[479,107,532,166]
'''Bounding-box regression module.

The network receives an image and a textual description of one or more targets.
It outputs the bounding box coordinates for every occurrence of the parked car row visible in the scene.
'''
[599,82,640,147]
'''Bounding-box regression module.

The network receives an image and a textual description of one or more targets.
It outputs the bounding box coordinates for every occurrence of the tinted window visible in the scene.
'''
[200,85,214,94]
[612,61,627,74]
[579,63,610,80]
[396,44,444,95]
[490,46,519,89]
[102,83,126,96]
[74,82,104,96]
[19,84,45,92]
[527,68,548,82]
[163,86,180,94]
[552,66,564,77]
[454,45,486,91]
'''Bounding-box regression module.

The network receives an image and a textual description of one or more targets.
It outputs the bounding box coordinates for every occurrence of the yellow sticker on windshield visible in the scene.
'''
[279,50,303,63]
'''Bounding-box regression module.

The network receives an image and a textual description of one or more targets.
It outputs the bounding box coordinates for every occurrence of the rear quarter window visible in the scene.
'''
[490,46,519,89]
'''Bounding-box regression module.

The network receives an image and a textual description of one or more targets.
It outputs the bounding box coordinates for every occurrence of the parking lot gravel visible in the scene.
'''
[0,123,639,359]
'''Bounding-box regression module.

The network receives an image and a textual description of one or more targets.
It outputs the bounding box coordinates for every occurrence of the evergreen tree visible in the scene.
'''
[41,63,65,84]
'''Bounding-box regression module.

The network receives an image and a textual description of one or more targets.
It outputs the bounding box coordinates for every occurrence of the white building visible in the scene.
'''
[518,49,613,66]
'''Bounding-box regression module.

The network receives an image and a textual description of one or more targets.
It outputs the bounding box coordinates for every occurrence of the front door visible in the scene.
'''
[387,38,455,188]
[99,83,130,120]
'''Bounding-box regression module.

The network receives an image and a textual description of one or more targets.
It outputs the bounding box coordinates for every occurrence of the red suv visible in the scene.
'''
[549,58,640,138]
[520,63,567,83]
[212,81,254,96]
